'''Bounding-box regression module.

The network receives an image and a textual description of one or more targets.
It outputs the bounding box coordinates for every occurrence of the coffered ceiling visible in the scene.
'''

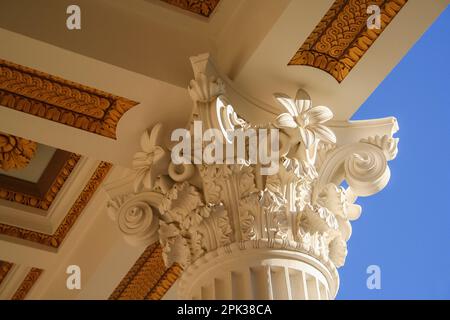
[288,0,408,82]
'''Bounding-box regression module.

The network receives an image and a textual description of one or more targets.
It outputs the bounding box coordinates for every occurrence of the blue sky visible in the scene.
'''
[337,6,450,299]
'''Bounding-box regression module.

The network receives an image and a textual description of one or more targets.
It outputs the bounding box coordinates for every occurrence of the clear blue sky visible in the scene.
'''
[337,6,450,299]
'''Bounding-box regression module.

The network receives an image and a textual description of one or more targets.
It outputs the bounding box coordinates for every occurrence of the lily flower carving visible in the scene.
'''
[274,89,336,149]
[132,123,169,193]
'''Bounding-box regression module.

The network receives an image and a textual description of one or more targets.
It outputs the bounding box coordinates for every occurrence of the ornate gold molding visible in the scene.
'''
[146,263,182,300]
[160,0,220,18]
[0,59,138,139]
[11,268,43,300]
[0,152,81,210]
[0,133,37,170]
[109,243,182,300]
[288,0,408,82]
[0,260,13,286]
[0,161,112,248]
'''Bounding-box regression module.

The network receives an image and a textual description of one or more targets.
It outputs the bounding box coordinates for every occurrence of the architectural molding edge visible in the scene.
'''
[0,59,139,139]
[288,0,408,82]
[0,161,112,248]
[106,54,399,300]
[109,243,182,300]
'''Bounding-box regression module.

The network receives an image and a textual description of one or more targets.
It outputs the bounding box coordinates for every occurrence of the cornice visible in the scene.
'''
[0,161,112,248]
[0,59,138,139]
[288,0,408,82]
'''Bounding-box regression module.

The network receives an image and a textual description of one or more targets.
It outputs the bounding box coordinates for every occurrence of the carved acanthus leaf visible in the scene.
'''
[188,73,225,103]
[361,135,399,160]
[0,133,37,170]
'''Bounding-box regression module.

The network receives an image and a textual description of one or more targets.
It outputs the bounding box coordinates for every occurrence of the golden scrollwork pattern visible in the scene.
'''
[109,243,182,300]
[288,0,408,82]
[0,133,37,170]
[11,268,43,300]
[0,59,138,139]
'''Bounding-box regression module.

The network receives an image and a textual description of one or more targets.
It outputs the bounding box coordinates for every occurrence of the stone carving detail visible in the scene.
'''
[107,55,399,294]
[132,123,169,193]
[361,134,399,160]
[288,0,408,82]
[0,133,37,170]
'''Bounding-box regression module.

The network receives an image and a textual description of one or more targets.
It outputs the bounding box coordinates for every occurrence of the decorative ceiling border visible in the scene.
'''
[0,161,112,248]
[0,152,81,210]
[0,59,139,139]
[160,0,220,18]
[11,268,43,300]
[288,0,408,82]
[109,243,182,300]
[0,260,13,286]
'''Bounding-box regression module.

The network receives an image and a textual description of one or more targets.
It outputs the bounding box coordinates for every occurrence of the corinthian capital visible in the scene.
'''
[105,54,398,300]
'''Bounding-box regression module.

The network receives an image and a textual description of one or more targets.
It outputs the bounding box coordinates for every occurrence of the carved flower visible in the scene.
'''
[132,123,168,193]
[188,73,225,103]
[158,220,190,267]
[274,89,336,148]
[0,133,37,171]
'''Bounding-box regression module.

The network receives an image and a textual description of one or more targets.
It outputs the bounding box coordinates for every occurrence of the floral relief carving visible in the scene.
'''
[361,134,399,160]
[0,133,37,170]
[198,164,231,204]
[107,56,399,295]
[158,182,210,267]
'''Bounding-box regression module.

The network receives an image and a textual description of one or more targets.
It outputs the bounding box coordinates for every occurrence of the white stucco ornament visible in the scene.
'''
[274,89,336,148]
[106,53,399,300]
[132,123,169,193]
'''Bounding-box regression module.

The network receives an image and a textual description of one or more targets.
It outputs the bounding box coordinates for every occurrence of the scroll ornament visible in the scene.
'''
[107,62,398,280]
